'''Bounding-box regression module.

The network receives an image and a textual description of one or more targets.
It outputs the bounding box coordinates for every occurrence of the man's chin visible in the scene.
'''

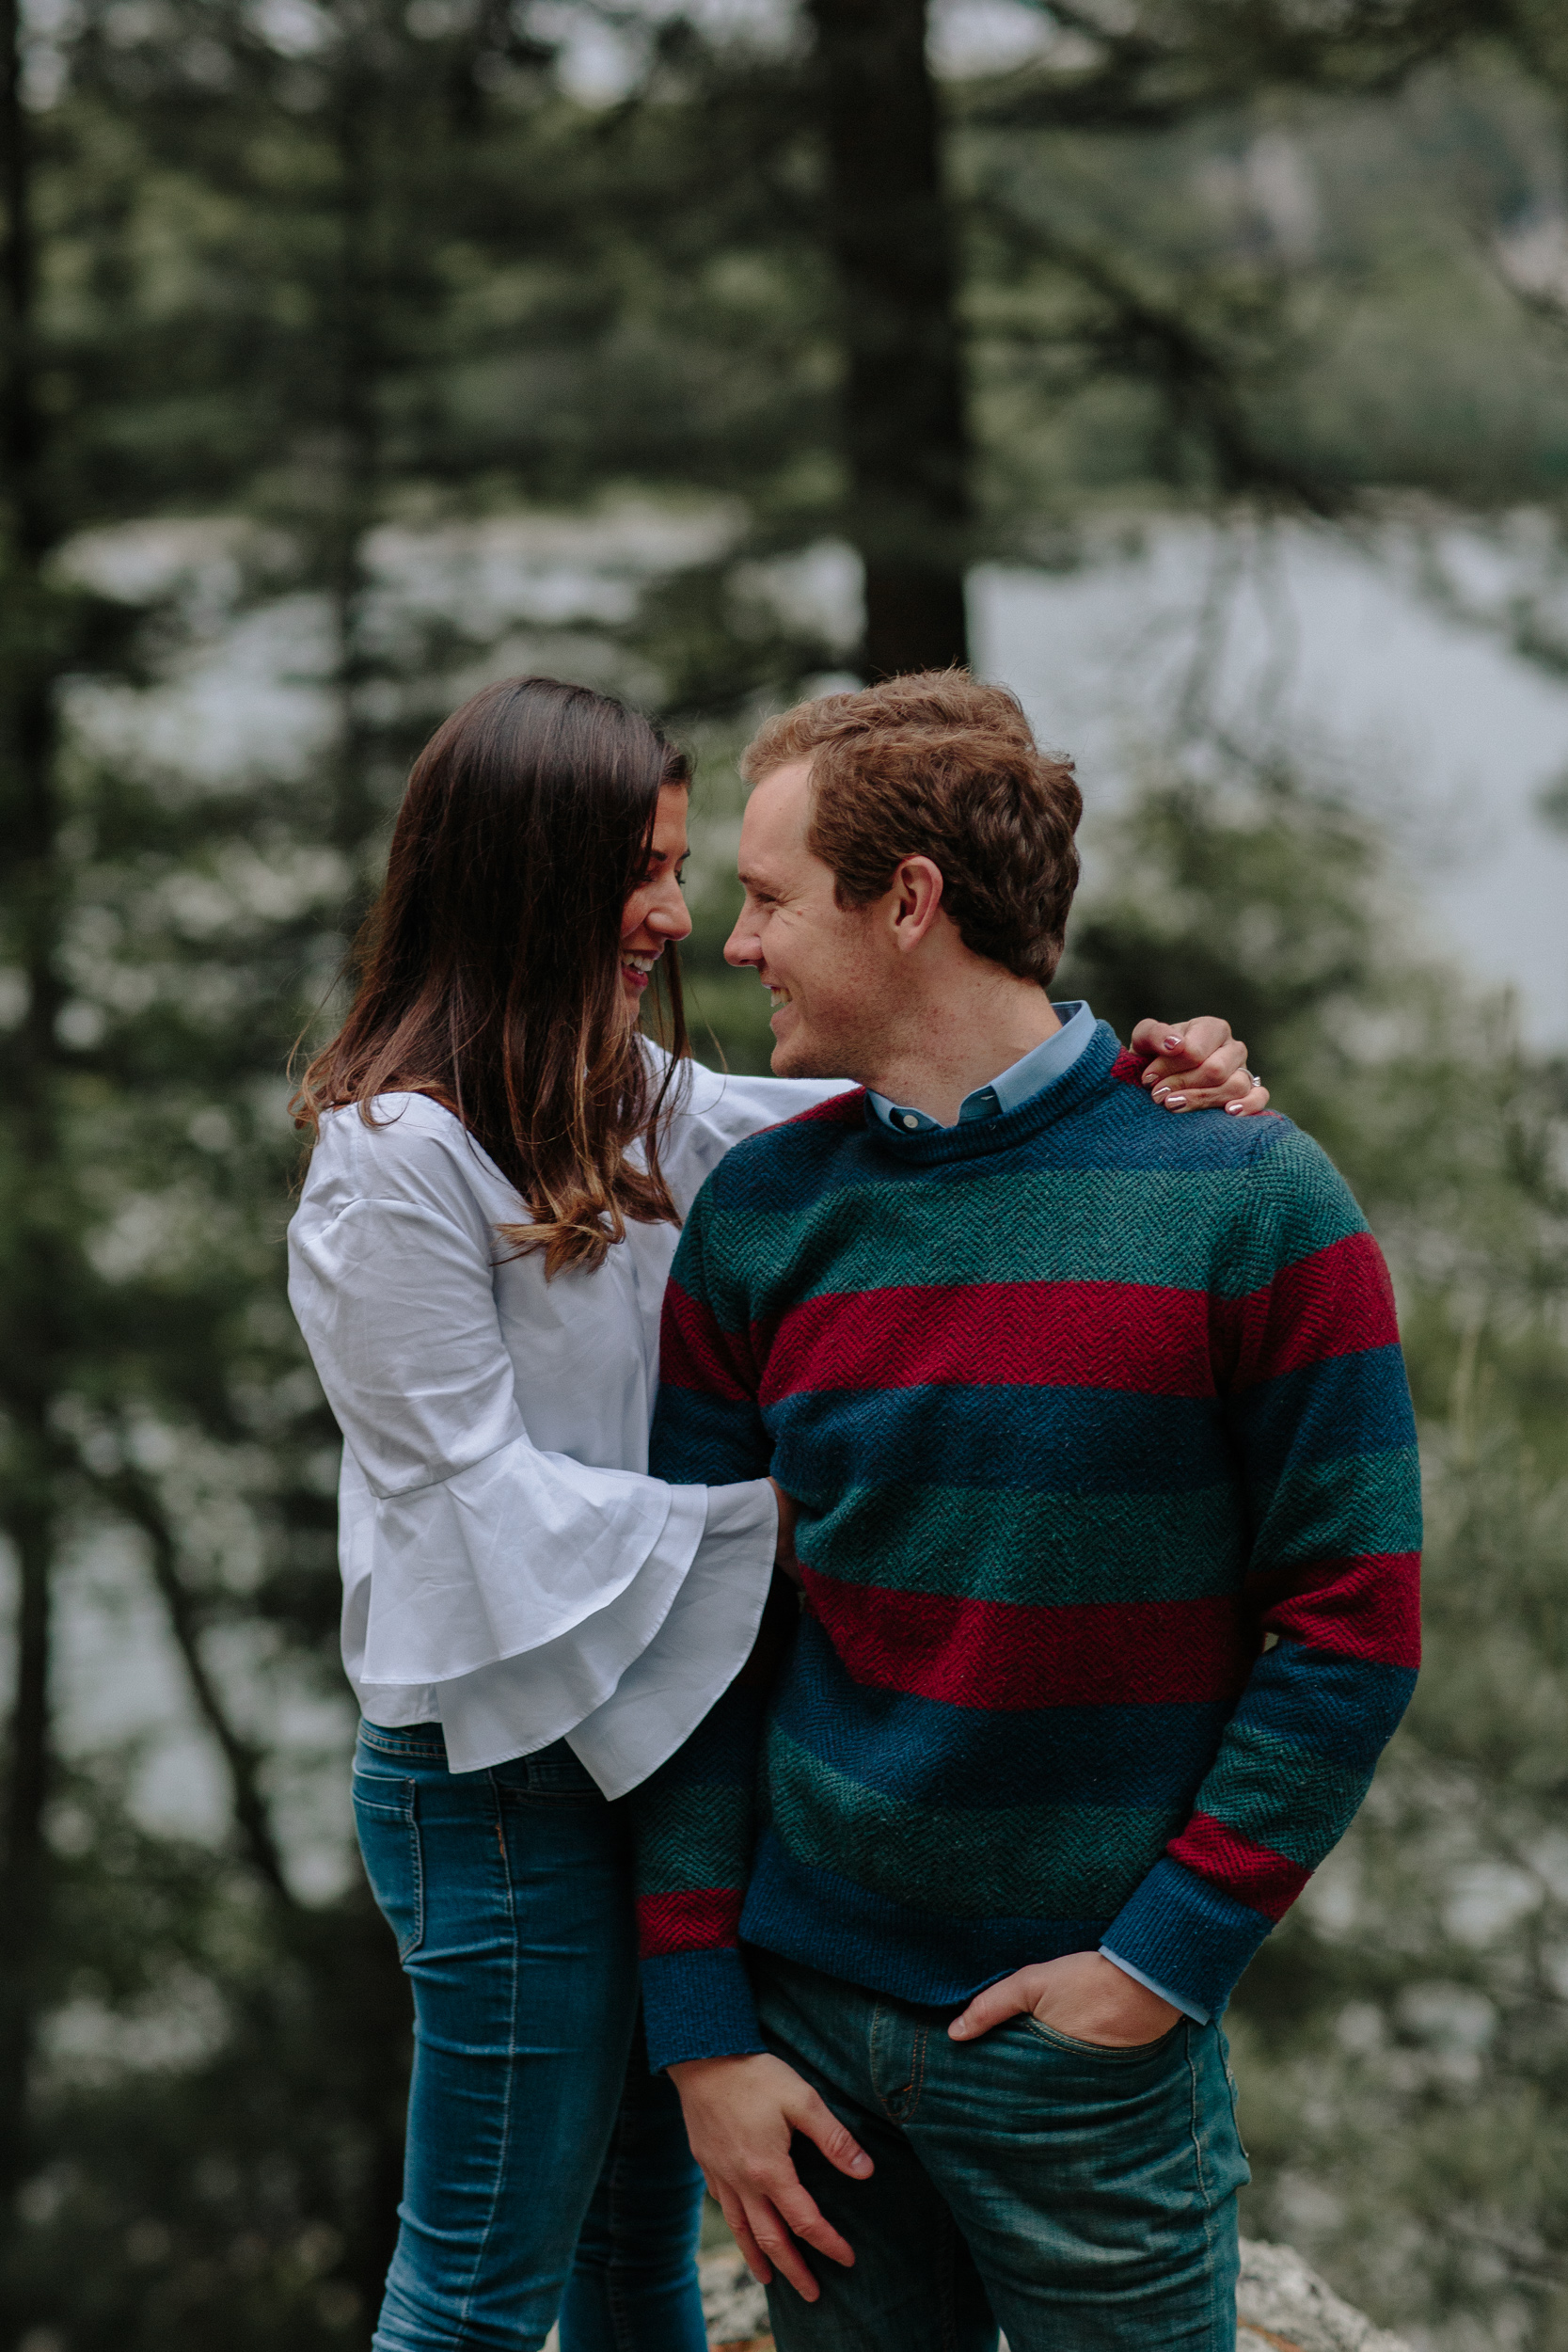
[768,1025,836,1081]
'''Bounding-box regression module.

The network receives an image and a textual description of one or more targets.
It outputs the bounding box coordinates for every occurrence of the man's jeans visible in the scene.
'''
[755,1952,1249,2352]
[353,1721,707,2352]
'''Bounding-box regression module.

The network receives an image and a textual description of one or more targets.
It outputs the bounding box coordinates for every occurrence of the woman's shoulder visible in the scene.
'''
[641,1037,850,1130]
[298,1092,515,1223]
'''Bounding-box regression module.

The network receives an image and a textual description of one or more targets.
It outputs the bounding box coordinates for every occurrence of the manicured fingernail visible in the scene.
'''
[1163,1093,1186,1109]
[1151,1084,1170,1102]
[1226,1100,1244,1113]
[1162,1035,1181,1052]
[850,2153,872,2174]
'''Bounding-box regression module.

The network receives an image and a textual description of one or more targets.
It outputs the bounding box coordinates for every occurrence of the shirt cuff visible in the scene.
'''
[1099,1945,1210,2025]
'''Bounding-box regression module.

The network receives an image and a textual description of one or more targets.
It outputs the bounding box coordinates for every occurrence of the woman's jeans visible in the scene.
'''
[352,1721,707,2352]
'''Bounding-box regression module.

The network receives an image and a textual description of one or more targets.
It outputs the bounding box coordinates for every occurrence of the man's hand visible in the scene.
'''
[948,1950,1180,2047]
[1130,1016,1269,1116]
[769,1479,803,1588]
[669,2051,873,2300]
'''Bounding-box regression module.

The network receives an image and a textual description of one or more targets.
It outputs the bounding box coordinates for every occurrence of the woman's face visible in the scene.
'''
[619,785,692,1018]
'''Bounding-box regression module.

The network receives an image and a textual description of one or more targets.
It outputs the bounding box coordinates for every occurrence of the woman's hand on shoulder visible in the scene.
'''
[1130,1017,1270,1116]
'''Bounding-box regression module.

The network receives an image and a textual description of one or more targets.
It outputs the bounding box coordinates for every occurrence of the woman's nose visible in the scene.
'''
[647,878,692,942]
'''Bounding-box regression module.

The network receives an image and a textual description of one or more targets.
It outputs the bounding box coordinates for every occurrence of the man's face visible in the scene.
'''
[725,756,886,1079]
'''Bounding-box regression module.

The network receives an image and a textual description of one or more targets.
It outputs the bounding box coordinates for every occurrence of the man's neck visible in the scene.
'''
[861,977,1062,1128]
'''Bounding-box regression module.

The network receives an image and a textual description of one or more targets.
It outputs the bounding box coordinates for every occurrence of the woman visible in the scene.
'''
[287,675,1268,2352]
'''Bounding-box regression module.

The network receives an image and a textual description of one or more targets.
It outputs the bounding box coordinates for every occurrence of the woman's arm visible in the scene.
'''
[287,1107,788,1793]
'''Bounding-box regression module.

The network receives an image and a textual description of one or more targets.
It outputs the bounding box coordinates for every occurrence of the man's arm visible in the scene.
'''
[955,1123,1420,2042]
[636,1184,876,2297]
[637,1182,777,2067]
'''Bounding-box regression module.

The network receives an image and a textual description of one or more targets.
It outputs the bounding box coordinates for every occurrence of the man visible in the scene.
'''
[633,672,1420,2351]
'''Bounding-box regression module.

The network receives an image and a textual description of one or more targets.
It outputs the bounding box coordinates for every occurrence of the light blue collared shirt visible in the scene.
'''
[865,997,1211,2026]
[866,1001,1096,1134]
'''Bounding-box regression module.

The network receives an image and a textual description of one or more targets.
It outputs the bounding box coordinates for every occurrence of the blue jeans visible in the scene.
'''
[754,1952,1249,2352]
[352,1721,706,2352]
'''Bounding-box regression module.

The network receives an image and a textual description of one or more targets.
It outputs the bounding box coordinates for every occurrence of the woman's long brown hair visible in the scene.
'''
[293,676,692,1277]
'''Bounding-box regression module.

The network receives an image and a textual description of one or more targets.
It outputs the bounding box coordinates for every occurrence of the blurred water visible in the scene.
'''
[974,520,1568,1050]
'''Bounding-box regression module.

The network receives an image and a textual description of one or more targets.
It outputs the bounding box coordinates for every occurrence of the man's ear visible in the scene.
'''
[887,855,945,953]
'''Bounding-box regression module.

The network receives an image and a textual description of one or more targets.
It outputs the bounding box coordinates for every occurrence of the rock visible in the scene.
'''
[1237,2238,1412,2352]
[698,2238,1413,2351]
[701,2249,771,2347]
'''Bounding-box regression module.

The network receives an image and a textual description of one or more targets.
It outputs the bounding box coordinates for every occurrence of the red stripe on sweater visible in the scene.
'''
[1111,1048,1155,1088]
[760,1280,1215,1404]
[802,1570,1252,1710]
[786,1088,868,1127]
[1247,1551,1421,1669]
[1213,1232,1400,1389]
[1167,1812,1310,1922]
[637,1888,743,1957]
[660,1281,754,1401]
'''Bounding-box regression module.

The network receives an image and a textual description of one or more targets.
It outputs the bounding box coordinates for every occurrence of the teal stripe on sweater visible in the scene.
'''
[637,1786,752,1896]
[800,1483,1250,1606]
[1190,1722,1370,1867]
[1249,1448,1424,1561]
[764,1727,1184,1919]
[705,1164,1363,1311]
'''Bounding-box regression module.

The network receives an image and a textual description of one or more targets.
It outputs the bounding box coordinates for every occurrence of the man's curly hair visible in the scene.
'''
[740,670,1083,987]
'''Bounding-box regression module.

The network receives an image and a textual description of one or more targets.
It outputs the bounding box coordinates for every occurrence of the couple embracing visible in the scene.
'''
[288,669,1419,2352]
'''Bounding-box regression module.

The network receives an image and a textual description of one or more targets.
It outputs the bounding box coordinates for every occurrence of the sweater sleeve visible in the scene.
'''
[1102,1123,1421,2015]
[632,1181,779,2069]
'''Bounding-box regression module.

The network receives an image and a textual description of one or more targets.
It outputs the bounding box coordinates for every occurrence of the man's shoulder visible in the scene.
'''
[1089,1067,1307,1177]
[1085,1085,1368,1243]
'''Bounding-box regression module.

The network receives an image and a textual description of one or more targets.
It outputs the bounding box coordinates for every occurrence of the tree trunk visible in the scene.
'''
[0,0,66,2234]
[806,0,973,677]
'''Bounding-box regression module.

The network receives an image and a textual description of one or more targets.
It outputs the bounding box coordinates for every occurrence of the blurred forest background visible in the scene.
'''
[2,0,1568,2342]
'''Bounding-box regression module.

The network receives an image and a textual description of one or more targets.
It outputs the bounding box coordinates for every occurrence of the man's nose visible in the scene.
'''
[723,914,759,968]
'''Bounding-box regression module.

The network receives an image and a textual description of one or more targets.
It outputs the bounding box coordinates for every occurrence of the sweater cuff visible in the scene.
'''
[641,1947,766,2074]
[1102,1856,1273,2017]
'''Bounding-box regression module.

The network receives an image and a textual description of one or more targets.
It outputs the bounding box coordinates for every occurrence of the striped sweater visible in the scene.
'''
[634,1022,1420,2071]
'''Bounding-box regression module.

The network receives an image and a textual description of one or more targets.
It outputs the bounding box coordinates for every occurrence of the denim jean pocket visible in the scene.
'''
[353,1772,423,1960]
[1023,2015,1183,2063]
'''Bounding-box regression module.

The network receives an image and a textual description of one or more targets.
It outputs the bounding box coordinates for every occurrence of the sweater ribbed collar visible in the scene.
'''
[856,1022,1124,1164]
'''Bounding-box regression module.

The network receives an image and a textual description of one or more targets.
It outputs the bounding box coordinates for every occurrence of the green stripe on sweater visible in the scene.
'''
[636,1786,752,1897]
[800,1484,1249,1606]
[706,1164,1363,1309]
[1193,1722,1370,1866]
[1250,1448,1424,1560]
[763,1727,1183,1919]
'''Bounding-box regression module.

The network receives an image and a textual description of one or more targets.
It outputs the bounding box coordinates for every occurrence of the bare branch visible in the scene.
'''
[87,1460,295,1908]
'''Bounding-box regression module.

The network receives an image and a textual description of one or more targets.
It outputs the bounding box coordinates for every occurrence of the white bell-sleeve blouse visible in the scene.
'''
[286,1049,848,1796]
